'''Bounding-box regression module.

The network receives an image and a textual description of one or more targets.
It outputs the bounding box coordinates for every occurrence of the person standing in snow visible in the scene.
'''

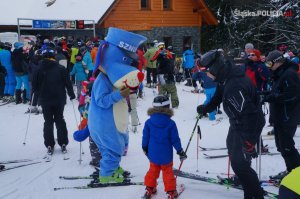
[142,95,187,199]
[264,50,300,181]
[32,47,75,154]
[196,49,266,199]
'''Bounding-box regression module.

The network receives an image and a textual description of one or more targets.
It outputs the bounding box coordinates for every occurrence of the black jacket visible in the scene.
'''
[268,60,300,126]
[11,48,28,76]
[204,62,264,144]
[32,58,75,106]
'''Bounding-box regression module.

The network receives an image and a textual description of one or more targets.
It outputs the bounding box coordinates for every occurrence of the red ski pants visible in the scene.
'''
[144,161,176,192]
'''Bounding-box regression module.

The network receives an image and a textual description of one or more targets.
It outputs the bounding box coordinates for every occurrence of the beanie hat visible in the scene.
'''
[14,42,24,49]
[245,43,254,50]
[266,50,284,63]
[152,95,170,108]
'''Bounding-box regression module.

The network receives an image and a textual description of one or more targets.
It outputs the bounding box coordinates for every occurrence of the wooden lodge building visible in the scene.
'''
[0,0,217,54]
[99,0,217,53]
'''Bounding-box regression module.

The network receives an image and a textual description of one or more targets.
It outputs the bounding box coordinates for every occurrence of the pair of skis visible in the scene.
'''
[174,169,278,199]
[203,152,280,159]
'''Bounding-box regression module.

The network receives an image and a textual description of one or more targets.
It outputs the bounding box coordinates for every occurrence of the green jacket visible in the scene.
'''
[70,47,79,64]
[144,47,157,69]
[281,166,300,195]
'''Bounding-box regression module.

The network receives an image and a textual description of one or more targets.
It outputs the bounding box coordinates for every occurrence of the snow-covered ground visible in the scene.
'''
[0,82,299,199]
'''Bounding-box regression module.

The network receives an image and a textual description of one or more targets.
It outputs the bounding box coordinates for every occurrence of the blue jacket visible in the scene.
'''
[182,49,195,69]
[142,108,183,165]
[0,49,13,72]
[192,71,217,89]
[82,52,94,71]
[70,62,87,81]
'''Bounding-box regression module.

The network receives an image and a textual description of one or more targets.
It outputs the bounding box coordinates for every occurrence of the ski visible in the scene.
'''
[0,158,33,164]
[174,169,278,198]
[203,152,281,159]
[59,174,135,180]
[54,181,144,191]
[199,147,227,151]
[0,161,42,172]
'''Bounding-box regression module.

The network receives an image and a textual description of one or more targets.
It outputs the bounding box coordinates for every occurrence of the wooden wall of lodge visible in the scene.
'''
[101,0,203,31]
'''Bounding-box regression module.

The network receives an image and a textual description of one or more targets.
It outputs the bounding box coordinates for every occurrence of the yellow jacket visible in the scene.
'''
[281,166,300,195]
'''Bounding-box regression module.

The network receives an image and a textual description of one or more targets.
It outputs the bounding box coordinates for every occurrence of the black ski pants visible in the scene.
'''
[0,73,5,97]
[227,126,264,199]
[146,67,157,84]
[42,104,68,148]
[274,124,300,172]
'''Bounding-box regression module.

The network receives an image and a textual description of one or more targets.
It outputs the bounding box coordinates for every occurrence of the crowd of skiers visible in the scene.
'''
[0,31,300,199]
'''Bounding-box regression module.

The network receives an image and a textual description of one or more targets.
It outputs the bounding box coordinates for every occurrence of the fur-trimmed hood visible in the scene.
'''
[147,107,174,128]
[147,107,174,117]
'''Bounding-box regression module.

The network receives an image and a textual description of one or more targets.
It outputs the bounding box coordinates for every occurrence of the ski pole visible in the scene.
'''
[71,100,82,164]
[259,135,262,181]
[227,157,231,179]
[23,93,35,145]
[176,114,201,178]
[196,125,202,172]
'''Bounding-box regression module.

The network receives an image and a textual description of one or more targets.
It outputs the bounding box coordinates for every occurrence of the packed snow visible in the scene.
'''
[0,82,299,199]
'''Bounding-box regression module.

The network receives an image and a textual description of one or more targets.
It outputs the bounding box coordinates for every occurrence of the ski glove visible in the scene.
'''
[242,141,258,160]
[120,86,130,98]
[197,105,207,116]
[142,147,148,157]
[73,126,90,142]
[177,150,187,161]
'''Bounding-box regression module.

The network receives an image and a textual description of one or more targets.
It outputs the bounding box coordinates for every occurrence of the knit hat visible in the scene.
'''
[152,95,170,108]
[266,50,284,68]
[266,50,284,63]
[245,43,254,50]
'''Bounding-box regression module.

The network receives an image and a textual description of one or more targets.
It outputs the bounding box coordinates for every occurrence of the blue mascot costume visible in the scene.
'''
[88,27,146,183]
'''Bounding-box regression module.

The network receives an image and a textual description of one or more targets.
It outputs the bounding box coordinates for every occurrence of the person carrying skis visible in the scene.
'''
[142,95,187,199]
[264,50,300,181]
[32,47,75,154]
[196,49,266,199]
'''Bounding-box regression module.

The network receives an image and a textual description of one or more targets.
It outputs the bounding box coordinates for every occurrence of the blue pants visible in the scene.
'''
[91,131,128,177]
[204,87,216,121]
[4,71,16,96]
[16,75,30,98]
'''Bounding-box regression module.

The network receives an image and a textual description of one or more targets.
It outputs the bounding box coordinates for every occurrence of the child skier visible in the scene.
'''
[142,95,187,199]
[70,55,87,99]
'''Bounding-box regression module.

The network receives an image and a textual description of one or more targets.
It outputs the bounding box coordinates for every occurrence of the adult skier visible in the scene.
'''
[196,49,265,199]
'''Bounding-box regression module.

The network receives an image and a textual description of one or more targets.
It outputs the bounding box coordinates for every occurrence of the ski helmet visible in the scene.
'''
[153,95,170,108]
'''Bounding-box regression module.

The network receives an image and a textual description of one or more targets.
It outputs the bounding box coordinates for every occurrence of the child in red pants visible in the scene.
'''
[142,95,187,199]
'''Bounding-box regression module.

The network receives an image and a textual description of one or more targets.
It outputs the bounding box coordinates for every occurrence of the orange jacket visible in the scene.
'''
[91,47,98,64]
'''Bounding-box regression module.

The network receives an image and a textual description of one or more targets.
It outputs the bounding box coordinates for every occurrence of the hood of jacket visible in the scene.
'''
[147,107,173,127]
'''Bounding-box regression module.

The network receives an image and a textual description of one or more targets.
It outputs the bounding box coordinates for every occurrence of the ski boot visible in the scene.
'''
[47,146,54,155]
[261,145,269,154]
[0,164,5,170]
[270,170,289,182]
[267,129,274,135]
[116,166,131,178]
[98,169,130,184]
[167,190,178,199]
[143,186,157,199]
[61,144,67,154]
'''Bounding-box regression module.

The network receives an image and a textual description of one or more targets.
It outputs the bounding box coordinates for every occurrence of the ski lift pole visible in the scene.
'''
[176,114,201,178]
[196,125,202,172]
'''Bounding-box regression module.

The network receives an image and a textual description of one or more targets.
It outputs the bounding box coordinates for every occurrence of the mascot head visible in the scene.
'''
[94,27,147,89]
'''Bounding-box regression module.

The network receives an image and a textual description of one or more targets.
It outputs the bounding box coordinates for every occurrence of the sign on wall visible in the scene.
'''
[32,20,76,29]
